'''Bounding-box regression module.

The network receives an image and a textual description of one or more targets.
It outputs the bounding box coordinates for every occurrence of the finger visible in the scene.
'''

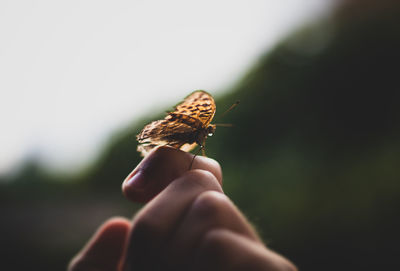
[164,191,261,268]
[194,229,298,271]
[122,145,222,203]
[68,217,131,271]
[123,169,223,271]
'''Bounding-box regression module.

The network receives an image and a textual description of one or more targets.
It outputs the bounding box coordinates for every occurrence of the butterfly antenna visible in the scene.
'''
[214,123,233,127]
[220,100,240,118]
[214,100,240,127]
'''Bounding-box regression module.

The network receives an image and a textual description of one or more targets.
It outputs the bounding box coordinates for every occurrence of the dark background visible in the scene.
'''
[1,1,400,270]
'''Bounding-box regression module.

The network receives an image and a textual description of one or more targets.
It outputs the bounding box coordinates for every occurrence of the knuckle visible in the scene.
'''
[131,214,162,241]
[198,229,298,271]
[67,256,92,271]
[67,256,81,271]
[183,169,222,192]
[199,228,227,257]
[193,156,223,183]
[266,253,298,271]
[191,191,231,221]
[281,261,298,271]
[194,229,231,271]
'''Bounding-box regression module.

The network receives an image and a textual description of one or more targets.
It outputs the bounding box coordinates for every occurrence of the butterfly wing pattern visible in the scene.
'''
[137,90,217,156]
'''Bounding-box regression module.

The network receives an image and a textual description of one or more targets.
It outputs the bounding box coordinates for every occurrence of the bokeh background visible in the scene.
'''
[1,0,400,270]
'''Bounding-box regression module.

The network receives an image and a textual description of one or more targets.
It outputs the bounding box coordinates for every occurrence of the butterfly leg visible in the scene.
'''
[201,139,206,156]
[189,141,205,170]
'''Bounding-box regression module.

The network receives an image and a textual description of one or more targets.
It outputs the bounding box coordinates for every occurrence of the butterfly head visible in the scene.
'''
[206,124,216,137]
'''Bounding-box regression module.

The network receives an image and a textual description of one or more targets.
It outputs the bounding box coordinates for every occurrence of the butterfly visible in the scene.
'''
[137,90,217,158]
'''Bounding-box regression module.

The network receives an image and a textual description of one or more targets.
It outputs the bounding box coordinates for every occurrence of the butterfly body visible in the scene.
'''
[137,90,216,156]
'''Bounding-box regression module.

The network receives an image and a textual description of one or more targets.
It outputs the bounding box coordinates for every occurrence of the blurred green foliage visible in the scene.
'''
[1,1,400,270]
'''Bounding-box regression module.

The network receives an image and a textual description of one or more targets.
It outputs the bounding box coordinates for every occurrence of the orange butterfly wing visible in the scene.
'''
[173,90,216,128]
[137,90,216,156]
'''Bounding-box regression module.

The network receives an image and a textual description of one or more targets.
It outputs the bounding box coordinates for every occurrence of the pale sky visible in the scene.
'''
[0,0,334,176]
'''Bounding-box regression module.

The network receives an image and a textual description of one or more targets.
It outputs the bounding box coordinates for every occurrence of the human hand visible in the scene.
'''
[69,146,297,271]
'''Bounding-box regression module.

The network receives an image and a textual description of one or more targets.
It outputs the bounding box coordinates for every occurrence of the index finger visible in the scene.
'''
[122,146,223,203]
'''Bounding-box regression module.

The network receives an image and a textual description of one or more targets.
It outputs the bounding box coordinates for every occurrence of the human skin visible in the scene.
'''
[68,146,297,271]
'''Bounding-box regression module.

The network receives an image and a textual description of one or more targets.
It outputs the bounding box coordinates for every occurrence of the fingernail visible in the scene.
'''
[125,170,147,189]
